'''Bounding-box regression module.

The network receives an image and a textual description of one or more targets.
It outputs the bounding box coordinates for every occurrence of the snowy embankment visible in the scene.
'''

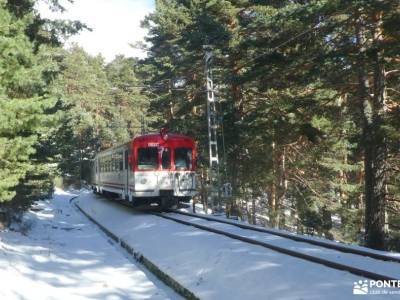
[76,191,399,300]
[0,189,178,300]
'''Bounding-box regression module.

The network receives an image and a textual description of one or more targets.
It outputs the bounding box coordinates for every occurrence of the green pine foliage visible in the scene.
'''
[141,0,400,250]
[0,0,87,219]
[0,0,55,203]
[106,55,152,137]
[53,47,149,182]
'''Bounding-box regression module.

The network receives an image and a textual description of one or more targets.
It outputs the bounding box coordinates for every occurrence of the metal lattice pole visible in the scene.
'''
[204,45,221,212]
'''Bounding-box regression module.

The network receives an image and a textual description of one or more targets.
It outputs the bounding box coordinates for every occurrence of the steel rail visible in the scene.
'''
[153,212,399,283]
[168,209,400,264]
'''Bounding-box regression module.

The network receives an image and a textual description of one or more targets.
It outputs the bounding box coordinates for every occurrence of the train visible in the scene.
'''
[90,128,197,208]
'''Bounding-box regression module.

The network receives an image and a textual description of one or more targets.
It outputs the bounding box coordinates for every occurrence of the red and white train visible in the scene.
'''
[90,129,197,207]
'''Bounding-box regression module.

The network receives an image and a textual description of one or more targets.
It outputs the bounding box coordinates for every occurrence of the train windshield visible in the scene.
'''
[138,147,158,170]
[174,148,192,170]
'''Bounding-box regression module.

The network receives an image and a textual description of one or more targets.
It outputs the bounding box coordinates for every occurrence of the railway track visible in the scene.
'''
[88,194,400,284]
[152,210,400,283]
[169,209,400,263]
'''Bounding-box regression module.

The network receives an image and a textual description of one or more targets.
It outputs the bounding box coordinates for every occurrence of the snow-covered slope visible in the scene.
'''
[0,189,178,300]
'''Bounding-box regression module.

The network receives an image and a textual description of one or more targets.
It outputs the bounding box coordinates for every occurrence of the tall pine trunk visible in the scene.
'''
[278,147,287,228]
[270,139,278,228]
[356,11,387,250]
[229,54,244,199]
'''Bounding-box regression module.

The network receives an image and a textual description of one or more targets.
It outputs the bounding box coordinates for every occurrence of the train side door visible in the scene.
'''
[127,146,135,200]
[124,149,129,197]
[118,150,123,186]
[96,158,100,184]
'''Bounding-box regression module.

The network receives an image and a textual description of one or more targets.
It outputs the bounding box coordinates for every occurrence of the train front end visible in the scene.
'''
[131,129,197,206]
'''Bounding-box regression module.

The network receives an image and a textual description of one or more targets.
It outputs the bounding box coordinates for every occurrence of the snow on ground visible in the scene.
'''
[77,192,400,300]
[166,213,400,279]
[180,202,400,260]
[0,189,178,300]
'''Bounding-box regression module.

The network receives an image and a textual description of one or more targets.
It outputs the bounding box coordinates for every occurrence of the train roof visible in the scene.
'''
[133,132,194,143]
[95,131,195,157]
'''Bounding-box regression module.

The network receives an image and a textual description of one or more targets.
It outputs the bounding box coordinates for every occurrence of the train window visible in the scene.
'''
[124,150,128,170]
[161,148,171,169]
[119,152,123,171]
[138,147,158,170]
[175,148,192,170]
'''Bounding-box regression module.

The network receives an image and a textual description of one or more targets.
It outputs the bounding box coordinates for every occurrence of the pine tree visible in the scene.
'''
[51,46,114,181]
[0,0,56,205]
[105,55,151,137]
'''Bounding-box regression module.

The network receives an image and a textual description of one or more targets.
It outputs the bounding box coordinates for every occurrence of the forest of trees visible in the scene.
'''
[0,0,399,251]
[140,0,400,251]
[0,0,145,223]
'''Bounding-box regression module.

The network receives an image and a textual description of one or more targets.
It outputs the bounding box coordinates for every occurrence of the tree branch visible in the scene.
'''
[385,69,400,78]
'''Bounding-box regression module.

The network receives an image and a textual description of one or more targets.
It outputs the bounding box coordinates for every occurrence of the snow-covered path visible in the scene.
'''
[0,189,177,300]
